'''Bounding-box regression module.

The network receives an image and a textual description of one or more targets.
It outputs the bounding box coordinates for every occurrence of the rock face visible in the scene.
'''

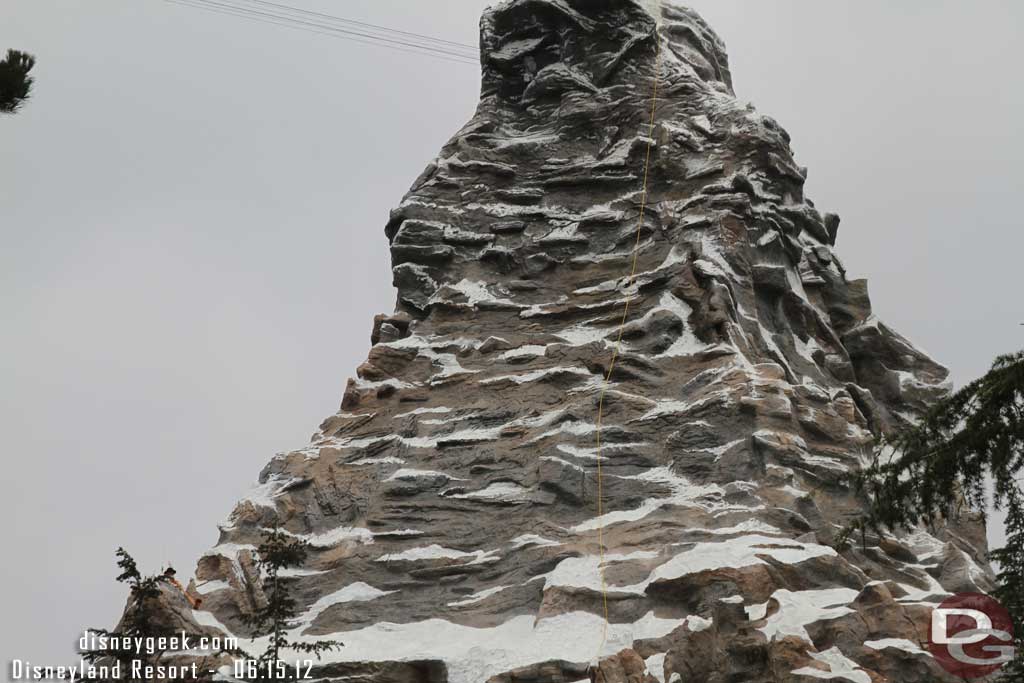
[169,1,994,682]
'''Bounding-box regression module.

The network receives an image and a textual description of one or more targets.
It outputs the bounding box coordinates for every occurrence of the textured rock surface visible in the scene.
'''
[167,1,994,681]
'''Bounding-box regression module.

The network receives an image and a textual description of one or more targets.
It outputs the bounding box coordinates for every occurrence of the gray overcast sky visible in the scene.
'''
[1,0,1021,668]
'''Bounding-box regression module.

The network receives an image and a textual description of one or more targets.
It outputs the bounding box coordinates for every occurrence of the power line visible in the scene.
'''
[237,0,479,52]
[164,0,480,66]
[169,0,478,61]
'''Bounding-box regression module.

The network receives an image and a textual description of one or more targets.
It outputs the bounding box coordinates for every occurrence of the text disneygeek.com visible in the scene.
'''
[8,630,258,681]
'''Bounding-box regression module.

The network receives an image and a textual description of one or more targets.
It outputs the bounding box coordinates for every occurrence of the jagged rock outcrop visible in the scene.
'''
[158,1,994,681]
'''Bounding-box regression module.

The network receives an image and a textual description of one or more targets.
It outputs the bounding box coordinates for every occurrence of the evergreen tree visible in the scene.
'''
[80,548,241,681]
[244,527,342,677]
[846,350,1024,678]
[80,548,173,677]
[992,493,1024,680]
[0,49,36,113]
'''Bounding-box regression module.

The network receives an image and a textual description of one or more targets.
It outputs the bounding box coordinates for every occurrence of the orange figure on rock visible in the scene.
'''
[162,567,202,609]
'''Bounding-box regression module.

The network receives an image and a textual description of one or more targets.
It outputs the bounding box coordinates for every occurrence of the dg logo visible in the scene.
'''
[929,592,1015,679]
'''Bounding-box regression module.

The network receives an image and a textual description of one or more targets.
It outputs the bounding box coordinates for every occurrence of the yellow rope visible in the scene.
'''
[593,22,663,658]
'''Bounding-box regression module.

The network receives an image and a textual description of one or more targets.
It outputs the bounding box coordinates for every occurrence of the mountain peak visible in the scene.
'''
[479,0,732,103]
[119,4,990,682]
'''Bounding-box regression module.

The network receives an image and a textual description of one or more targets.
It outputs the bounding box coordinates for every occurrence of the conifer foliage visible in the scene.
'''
[0,49,35,113]
[993,493,1024,680]
[244,527,342,673]
[81,548,222,678]
[79,548,168,674]
[848,350,1024,678]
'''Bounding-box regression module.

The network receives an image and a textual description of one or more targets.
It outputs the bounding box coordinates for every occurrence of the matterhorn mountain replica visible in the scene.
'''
[135,1,995,681]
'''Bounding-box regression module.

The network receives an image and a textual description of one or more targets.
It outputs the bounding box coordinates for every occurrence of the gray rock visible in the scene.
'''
[119,2,992,682]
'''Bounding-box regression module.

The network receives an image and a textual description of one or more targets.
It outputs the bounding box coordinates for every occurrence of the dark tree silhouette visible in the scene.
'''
[993,494,1024,680]
[78,548,173,679]
[0,49,36,113]
[244,527,342,678]
[80,548,241,681]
